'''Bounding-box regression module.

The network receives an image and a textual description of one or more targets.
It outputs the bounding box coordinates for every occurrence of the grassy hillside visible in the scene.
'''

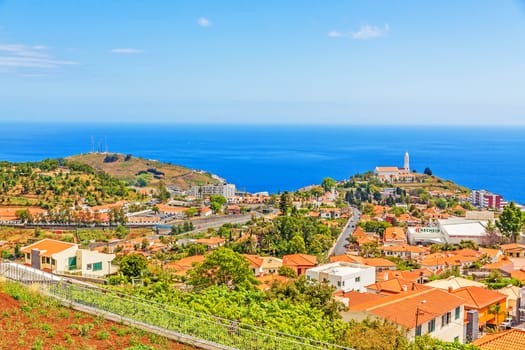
[67,153,220,190]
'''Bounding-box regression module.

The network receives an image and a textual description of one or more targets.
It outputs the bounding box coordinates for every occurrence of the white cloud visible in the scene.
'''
[197,17,212,27]
[0,44,77,70]
[351,24,389,40]
[110,48,143,54]
[327,31,343,38]
[328,24,390,40]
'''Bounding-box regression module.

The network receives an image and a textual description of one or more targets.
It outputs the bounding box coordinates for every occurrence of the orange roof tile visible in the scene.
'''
[243,254,264,268]
[334,290,385,306]
[479,247,499,257]
[377,269,432,282]
[451,286,506,309]
[473,328,525,350]
[383,227,407,242]
[367,278,430,295]
[21,238,76,257]
[350,288,465,329]
[352,226,366,237]
[282,254,317,267]
[510,269,525,281]
[195,237,226,246]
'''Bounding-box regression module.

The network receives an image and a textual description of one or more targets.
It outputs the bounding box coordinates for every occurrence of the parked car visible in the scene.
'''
[500,317,513,329]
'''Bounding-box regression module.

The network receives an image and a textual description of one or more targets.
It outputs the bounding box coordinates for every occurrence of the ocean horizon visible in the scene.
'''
[0,122,523,204]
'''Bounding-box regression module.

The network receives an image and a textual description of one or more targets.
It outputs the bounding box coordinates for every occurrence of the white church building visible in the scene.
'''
[374,152,417,183]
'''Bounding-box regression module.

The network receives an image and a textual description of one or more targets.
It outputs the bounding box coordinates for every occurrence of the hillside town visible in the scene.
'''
[1,153,525,349]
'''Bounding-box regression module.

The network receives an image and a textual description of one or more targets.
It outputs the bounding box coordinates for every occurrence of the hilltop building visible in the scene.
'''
[374,152,417,183]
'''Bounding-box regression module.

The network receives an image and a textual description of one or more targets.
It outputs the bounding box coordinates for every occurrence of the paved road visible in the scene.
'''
[330,206,361,256]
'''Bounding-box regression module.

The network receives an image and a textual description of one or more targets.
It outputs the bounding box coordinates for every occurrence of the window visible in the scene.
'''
[441,312,451,327]
[415,325,422,336]
[355,276,361,282]
[93,262,103,271]
[454,336,459,343]
[337,281,341,287]
[87,264,92,270]
[428,319,435,333]
[455,307,460,319]
[68,257,77,270]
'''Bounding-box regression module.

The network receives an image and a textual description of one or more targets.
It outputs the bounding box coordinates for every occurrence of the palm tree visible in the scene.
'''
[488,303,502,328]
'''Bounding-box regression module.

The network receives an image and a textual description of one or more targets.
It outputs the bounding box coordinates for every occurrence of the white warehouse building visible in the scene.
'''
[305,262,375,292]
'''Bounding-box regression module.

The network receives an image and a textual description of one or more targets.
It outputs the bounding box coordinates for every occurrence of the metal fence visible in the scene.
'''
[0,260,351,350]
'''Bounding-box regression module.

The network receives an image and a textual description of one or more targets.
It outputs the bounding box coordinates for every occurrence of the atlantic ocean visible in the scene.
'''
[0,122,523,204]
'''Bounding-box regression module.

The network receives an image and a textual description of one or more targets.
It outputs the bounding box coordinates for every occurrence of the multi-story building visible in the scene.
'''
[190,183,236,199]
[305,262,375,292]
[470,190,507,211]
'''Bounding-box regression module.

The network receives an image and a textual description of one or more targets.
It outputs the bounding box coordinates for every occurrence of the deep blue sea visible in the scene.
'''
[0,123,523,204]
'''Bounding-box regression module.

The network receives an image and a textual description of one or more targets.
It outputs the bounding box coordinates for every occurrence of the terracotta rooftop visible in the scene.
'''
[350,288,465,329]
[377,269,433,282]
[473,328,525,350]
[451,286,506,309]
[366,277,430,295]
[195,237,226,245]
[243,254,264,268]
[334,290,385,306]
[330,254,396,268]
[21,239,76,257]
[282,254,317,266]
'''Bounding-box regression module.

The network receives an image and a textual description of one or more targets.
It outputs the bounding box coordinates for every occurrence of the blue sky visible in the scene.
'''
[0,0,524,125]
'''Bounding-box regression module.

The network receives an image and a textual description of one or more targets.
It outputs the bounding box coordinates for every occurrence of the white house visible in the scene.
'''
[21,238,117,277]
[305,262,375,292]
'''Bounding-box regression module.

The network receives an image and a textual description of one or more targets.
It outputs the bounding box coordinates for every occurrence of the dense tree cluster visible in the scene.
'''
[0,159,135,210]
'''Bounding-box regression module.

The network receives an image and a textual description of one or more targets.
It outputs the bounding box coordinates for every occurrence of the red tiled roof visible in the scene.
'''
[21,239,76,257]
[473,328,525,350]
[243,254,264,268]
[366,278,430,295]
[451,286,506,309]
[351,288,465,329]
[282,254,317,267]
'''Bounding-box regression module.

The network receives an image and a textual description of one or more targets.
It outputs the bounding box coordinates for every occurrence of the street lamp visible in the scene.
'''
[415,300,427,337]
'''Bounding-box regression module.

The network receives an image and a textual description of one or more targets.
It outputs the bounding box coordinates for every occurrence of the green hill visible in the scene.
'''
[67,153,221,190]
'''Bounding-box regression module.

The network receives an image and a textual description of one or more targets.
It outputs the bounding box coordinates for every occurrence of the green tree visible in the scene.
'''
[321,177,337,192]
[210,195,227,214]
[278,266,297,278]
[423,167,432,176]
[119,253,148,278]
[185,207,197,217]
[209,194,227,205]
[343,318,409,350]
[156,181,170,202]
[279,191,292,215]
[188,247,257,290]
[210,201,222,214]
[496,202,524,243]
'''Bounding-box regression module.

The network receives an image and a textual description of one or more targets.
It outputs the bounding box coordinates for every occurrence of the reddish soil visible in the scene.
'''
[0,291,199,350]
